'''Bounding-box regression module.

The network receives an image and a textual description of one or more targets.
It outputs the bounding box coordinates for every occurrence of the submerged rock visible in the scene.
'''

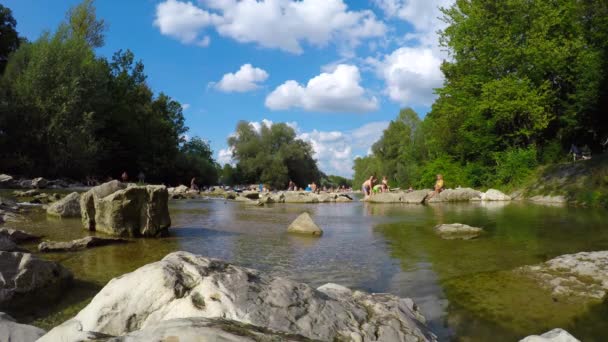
[38,236,129,252]
[287,212,323,236]
[519,328,580,342]
[427,188,482,203]
[0,251,73,309]
[0,174,15,188]
[481,189,511,201]
[0,312,46,342]
[518,251,608,300]
[528,195,567,205]
[0,227,41,243]
[434,223,483,240]
[40,251,436,342]
[107,317,315,342]
[47,192,81,218]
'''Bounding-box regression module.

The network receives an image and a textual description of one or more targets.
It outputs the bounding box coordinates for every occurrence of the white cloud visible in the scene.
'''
[265,64,378,112]
[154,0,386,53]
[153,0,220,45]
[181,103,191,110]
[214,64,269,92]
[218,147,235,166]
[368,47,443,106]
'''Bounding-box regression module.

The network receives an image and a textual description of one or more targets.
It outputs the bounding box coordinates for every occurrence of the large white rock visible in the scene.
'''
[287,212,323,236]
[40,251,436,342]
[434,223,483,240]
[519,251,608,299]
[31,177,48,189]
[0,312,46,342]
[283,192,319,203]
[427,188,482,203]
[519,328,581,342]
[81,180,126,230]
[0,252,73,308]
[481,189,511,201]
[47,192,81,218]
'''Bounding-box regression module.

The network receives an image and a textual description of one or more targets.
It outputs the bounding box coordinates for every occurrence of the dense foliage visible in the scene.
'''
[0,1,218,185]
[355,0,608,190]
[225,121,321,189]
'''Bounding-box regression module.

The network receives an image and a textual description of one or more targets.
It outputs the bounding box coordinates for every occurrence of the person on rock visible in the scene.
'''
[362,176,376,198]
[121,171,128,183]
[190,177,199,191]
[381,176,389,192]
[427,174,444,200]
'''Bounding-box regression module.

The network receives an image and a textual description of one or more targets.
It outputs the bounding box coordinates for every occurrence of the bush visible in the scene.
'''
[492,147,538,186]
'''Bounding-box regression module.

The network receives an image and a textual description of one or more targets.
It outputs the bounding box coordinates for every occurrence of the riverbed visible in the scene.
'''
[6,197,608,341]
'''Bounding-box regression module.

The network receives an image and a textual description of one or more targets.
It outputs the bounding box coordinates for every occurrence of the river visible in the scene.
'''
[6,197,608,341]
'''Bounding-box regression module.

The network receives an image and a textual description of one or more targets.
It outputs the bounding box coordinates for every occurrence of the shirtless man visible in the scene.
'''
[362,176,376,198]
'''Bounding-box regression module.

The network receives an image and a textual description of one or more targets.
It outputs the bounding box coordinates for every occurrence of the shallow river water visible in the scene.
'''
[7,196,608,341]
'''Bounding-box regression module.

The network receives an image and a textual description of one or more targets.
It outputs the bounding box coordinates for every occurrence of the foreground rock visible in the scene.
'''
[40,251,436,342]
[481,189,511,201]
[427,188,482,203]
[0,312,46,342]
[31,177,48,188]
[81,181,171,237]
[0,198,26,224]
[287,212,323,236]
[0,236,28,252]
[47,192,81,217]
[38,236,129,252]
[0,251,73,309]
[518,251,608,300]
[0,227,41,243]
[108,317,315,341]
[520,328,580,342]
[434,223,483,240]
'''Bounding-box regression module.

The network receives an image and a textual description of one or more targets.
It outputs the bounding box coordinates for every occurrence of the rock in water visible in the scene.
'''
[31,177,48,189]
[434,223,483,240]
[0,174,15,188]
[427,188,482,203]
[47,192,81,218]
[0,228,41,243]
[283,192,319,203]
[38,236,129,252]
[0,312,46,342]
[0,236,27,252]
[40,252,435,342]
[0,251,73,309]
[518,250,608,300]
[106,317,315,341]
[519,328,581,342]
[81,180,126,230]
[287,212,323,236]
[481,189,511,201]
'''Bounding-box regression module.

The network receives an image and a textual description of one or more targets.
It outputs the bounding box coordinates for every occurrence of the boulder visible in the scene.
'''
[427,188,482,203]
[283,192,319,203]
[31,177,48,189]
[519,328,580,342]
[224,191,237,200]
[92,185,171,237]
[81,180,127,230]
[259,192,284,204]
[241,190,260,200]
[335,195,352,202]
[434,223,483,240]
[316,193,335,203]
[528,195,567,204]
[367,192,403,203]
[38,236,129,252]
[0,228,41,243]
[39,251,435,342]
[481,189,511,201]
[287,212,323,236]
[0,174,15,188]
[0,236,28,252]
[0,312,46,342]
[172,185,190,194]
[13,189,40,197]
[47,192,81,218]
[106,317,314,342]
[0,251,73,309]
[518,251,608,300]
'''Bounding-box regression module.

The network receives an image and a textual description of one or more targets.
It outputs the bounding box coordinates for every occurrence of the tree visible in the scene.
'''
[66,0,106,48]
[0,4,21,74]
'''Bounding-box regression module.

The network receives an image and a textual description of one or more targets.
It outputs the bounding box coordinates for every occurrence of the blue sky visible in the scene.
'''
[4,0,451,177]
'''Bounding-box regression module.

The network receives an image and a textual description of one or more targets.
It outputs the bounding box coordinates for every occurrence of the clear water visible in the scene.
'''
[5,196,608,341]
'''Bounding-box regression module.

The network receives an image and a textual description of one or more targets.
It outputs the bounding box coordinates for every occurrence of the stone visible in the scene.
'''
[335,195,352,202]
[287,212,323,236]
[173,185,189,194]
[518,251,608,300]
[105,317,315,342]
[528,195,567,204]
[0,174,15,188]
[92,185,171,237]
[0,312,46,342]
[13,189,40,197]
[0,236,28,252]
[259,192,285,204]
[481,189,511,201]
[81,180,127,230]
[427,188,482,203]
[39,251,435,342]
[434,223,483,240]
[0,228,41,243]
[519,328,581,342]
[241,190,260,200]
[367,192,403,203]
[47,192,81,218]
[38,236,129,252]
[31,177,48,189]
[283,192,319,203]
[224,191,237,200]
[0,251,73,309]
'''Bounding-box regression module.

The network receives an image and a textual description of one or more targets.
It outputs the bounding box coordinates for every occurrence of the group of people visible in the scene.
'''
[361,174,445,199]
[286,180,351,193]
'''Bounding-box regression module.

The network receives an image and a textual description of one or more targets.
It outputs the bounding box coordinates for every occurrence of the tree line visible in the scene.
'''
[0,1,218,185]
[354,0,608,190]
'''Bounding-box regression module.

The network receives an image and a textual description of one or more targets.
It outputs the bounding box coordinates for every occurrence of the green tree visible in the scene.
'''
[0,4,21,74]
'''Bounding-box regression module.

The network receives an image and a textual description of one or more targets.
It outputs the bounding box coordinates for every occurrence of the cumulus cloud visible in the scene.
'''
[154,0,386,53]
[265,64,378,112]
[214,64,269,92]
[217,147,235,166]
